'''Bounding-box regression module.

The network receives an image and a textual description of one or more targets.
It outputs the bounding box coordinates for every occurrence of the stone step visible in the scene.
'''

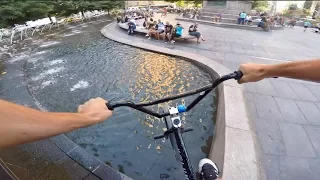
[201,8,243,15]
[175,17,284,31]
[199,16,259,25]
[200,12,238,19]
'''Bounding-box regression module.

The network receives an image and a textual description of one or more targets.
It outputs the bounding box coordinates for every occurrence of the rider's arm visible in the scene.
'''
[238,59,320,83]
[0,98,112,148]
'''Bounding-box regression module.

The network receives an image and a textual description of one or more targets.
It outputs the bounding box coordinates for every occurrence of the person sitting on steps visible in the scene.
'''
[172,22,184,44]
[145,18,157,40]
[155,19,165,40]
[164,21,173,43]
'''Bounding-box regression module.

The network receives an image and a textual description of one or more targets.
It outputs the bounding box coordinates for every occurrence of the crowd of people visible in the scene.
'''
[143,17,205,43]
[117,10,206,43]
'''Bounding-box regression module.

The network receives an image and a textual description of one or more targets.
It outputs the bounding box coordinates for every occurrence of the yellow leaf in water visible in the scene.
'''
[148,144,152,149]
[156,145,161,150]
[162,128,167,132]
[143,121,154,128]
[1,72,6,75]
[199,119,202,123]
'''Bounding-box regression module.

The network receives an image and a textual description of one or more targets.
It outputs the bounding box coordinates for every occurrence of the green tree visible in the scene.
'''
[165,0,202,8]
[0,0,124,28]
[252,0,269,12]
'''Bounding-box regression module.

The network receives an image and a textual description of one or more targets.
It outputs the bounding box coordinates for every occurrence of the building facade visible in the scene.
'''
[126,1,168,7]
[203,1,252,13]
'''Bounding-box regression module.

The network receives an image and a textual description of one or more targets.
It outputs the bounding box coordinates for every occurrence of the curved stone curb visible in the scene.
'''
[101,22,264,180]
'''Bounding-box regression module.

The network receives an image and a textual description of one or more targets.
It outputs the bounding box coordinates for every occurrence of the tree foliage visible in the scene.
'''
[165,0,202,8]
[0,0,124,28]
[252,0,269,12]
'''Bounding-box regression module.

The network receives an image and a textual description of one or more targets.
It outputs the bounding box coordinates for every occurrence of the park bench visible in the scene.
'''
[118,22,197,41]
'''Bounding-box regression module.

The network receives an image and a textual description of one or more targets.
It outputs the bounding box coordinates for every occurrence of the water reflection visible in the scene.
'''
[22,20,216,179]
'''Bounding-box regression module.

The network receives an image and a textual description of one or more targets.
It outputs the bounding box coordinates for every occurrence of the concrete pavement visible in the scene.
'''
[114,14,320,180]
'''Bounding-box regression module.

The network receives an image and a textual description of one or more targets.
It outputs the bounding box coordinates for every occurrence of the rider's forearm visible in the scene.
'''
[262,59,320,82]
[0,100,94,148]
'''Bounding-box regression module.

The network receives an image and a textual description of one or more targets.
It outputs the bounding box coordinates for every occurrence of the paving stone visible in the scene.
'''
[255,118,285,155]
[50,135,77,154]
[67,146,101,172]
[252,45,265,51]
[249,57,274,64]
[224,53,239,62]
[308,158,320,179]
[243,91,254,101]
[232,48,245,55]
[253,94,283,121]
[263,155,280,180]
[274,97,308,124]
[230,43,243,49]
[242,44,254,50]
[255,79,278,96]
[279,156,314,180]
[218,46,232,53]
[13,140,65,176]
[265,52,284,60]
[237,54,251,63]
[305,84,320,101]
[208,51,225,61]
[289,82,319,102]
[245,100,258,118]
[32,155,90,180]
[295,101,320,125]
[243,83,257,93]
[254,50,271,58]
[279,122,316,157]
[303,125,320,157]
[221,60,240,71]
[270,80,299,100]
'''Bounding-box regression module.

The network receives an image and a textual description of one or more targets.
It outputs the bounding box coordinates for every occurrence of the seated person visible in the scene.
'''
[188,23,205,43]
[213,13,221,22]
[146,19,157,39]
[164,21,173,43]
[127,19,136,35]
[245,15,252,25]
[147,18,156,29]
[172,22,184,43]
[124,15,129,23]
[155,19,165,40]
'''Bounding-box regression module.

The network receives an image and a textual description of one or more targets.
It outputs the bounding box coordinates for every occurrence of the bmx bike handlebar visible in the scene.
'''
[105,70,243,117]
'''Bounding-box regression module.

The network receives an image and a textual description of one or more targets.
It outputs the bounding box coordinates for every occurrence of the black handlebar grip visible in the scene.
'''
[106,102,114,111]
[234,70,243,80]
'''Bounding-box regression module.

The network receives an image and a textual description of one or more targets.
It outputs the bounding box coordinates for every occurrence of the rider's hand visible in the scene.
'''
[77,97,112,124]
[238,63,268,84]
